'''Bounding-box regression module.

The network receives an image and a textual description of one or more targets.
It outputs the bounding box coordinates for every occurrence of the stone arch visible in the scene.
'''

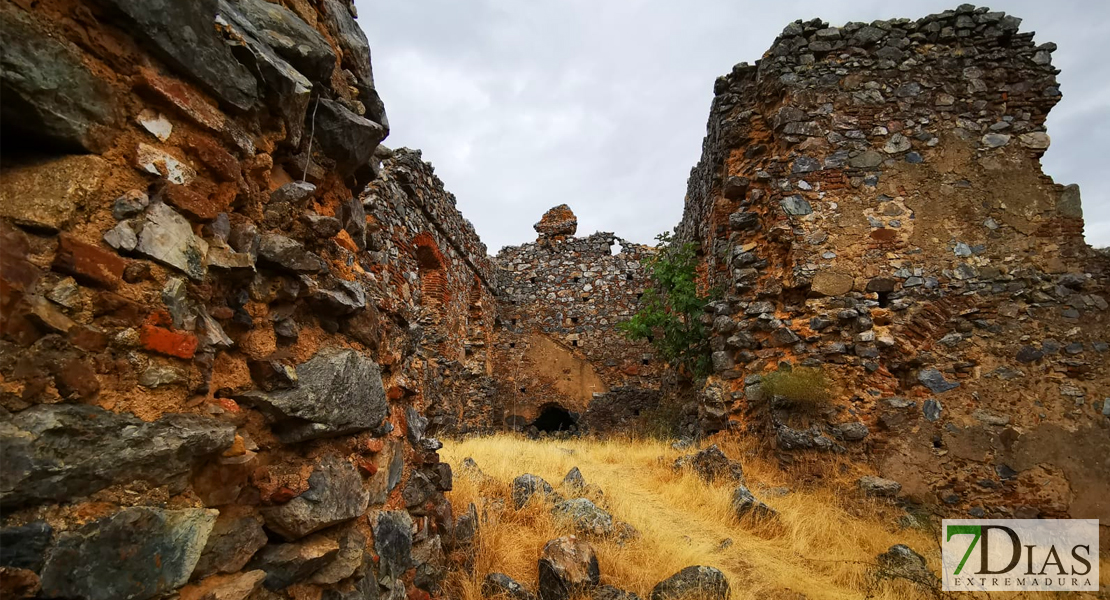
[413,232,448,310]
[532,402,577,433]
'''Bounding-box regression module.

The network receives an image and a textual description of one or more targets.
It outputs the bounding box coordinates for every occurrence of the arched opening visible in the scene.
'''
[532,403,577,433]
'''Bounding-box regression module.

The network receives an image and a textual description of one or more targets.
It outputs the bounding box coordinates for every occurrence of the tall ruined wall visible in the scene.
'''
[361,148,502,436]
[678,5,1109,522]
[0,2,469,599]
[491,205,662,431]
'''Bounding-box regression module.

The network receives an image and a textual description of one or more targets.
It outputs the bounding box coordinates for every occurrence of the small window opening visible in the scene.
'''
[877,291,891,308]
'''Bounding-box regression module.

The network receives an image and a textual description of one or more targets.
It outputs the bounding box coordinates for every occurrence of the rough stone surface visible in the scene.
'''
[0,7,116,151]
[237,348,387,443]
[650,566,729,600]
[483,572,536,600]
[534,204,579,238]
[552,498,613,536]
[512,473,558,509]
[0,404,235,508]
[0,156,109,232]
[192,509,268,579]
[246,533,340,591]
[673,445,744,483]
[100,0,258,110]
[40,507,217,600]
[538,536,601,600]
[731,485,776,520]
[374,511,414,580]
[858,476,902,497]
[136,202,209,280]
[262,456,369,540]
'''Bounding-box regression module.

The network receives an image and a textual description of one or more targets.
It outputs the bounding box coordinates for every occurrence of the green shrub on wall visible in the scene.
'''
[619,231,714,379]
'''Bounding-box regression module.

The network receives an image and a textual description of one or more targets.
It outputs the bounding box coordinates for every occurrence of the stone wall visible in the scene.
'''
[361,148,502,437]
[490,206,663,432]
[677,5,1109,522]
[0,2,473,599]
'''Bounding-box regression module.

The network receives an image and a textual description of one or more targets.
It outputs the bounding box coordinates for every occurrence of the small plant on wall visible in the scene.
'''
[619,231,714,378]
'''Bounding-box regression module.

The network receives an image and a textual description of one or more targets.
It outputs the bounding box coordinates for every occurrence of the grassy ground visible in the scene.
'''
[440,433,1107,600]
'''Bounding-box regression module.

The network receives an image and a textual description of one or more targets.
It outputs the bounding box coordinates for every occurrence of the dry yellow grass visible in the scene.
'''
[440,433,1107,600]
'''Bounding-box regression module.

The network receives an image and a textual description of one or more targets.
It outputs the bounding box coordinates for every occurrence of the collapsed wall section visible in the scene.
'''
[678,5,1109,520]
[490,205,663,432]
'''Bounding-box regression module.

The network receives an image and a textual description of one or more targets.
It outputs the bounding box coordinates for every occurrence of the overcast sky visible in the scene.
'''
[357,0,1109,254]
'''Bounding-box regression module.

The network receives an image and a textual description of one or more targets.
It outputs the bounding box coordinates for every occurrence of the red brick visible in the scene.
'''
[140,321,198,359]
[52,234,126,289]
[157,183,228,222]
[138,67,224,132]
[185,134,240,182]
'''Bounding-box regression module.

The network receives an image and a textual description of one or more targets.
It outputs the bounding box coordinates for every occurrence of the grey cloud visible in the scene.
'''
[357,0,1110,252]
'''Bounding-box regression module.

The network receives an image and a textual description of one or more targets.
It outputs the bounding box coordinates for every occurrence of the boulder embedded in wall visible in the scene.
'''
[236,348,387,443]
[191,508,268,580]
[810,271,854,296]
[0,404,235,509]
[136,202,210,281]
[534,204,578,238]
[0,155,110,232]
[229,0,336,83]
[320,0,387,127]
[0,521,53,572]
[258,233,328,273]
[246,533,340,591]
[217,0,312,146]
[0,7,117,152]
[39,507,218,600]
[312,98,387,179]
[178,570,267,600]
[99,0,258,111]
[261,455,370,540]
[373,510,414,580]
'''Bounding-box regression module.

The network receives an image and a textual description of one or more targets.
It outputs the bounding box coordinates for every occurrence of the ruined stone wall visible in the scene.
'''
[491,206,663,431]
[0,2,471,598]
[361,148,502,436]
[678,5,1109,523]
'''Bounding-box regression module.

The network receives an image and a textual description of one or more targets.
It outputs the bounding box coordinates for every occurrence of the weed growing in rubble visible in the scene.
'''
[760,366,833,411]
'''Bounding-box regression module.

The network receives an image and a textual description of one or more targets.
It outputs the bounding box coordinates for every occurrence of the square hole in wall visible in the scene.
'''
[642,358,649,365]
[572,340,579,347]
[509,342,516,348]
[626,273,633,280]
[529,277,537,284]
[572,277,580,283]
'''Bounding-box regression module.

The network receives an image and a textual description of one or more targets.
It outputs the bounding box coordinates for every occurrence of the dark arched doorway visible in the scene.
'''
[532,403,577,433]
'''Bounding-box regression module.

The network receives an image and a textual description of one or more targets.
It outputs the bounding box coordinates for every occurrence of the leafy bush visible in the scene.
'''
[760,367,832,409]
[618,231,713,378]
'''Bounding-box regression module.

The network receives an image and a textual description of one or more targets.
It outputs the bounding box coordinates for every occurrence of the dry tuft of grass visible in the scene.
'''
[760,367,833,410]
[440,433,1107,600]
